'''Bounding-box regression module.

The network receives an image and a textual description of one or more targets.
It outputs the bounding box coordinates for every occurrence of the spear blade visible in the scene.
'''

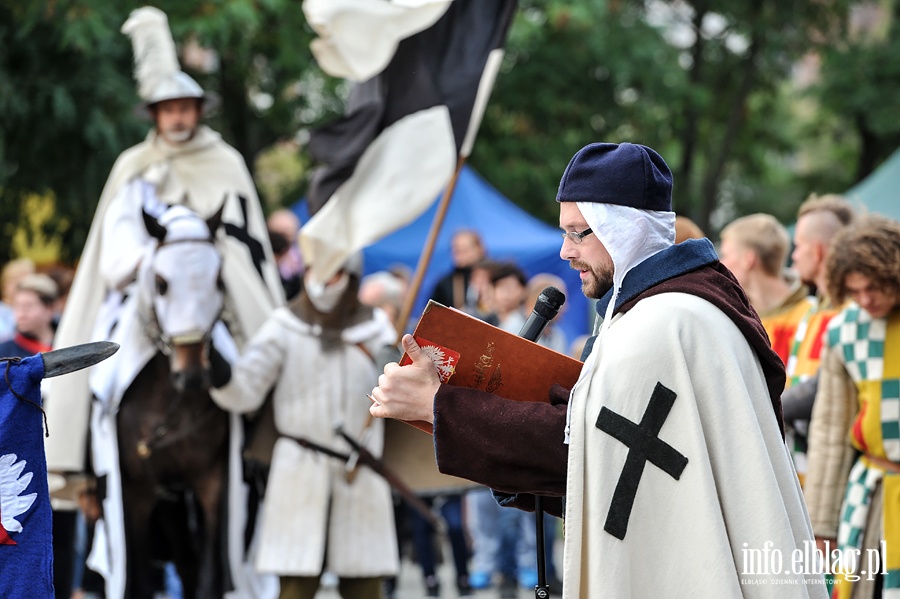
[41,341,119,378]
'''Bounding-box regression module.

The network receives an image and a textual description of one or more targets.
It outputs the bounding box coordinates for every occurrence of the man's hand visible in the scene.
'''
[369,334,440,423]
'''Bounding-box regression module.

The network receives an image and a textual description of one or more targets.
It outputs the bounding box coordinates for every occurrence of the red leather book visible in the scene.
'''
[400,300,584,433]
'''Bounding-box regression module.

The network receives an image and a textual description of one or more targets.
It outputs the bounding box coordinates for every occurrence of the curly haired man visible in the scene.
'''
[805,214,900,599]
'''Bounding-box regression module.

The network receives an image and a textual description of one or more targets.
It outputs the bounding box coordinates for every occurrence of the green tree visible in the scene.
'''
[4,0,891,268]
[473,0,854,234]
[808,2,900,184]
[0,2,144,265]
[473,0,682,224]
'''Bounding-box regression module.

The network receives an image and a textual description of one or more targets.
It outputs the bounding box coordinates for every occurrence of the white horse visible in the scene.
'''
[88,203,260,599]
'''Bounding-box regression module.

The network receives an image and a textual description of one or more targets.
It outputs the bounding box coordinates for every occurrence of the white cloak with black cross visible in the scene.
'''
[562,291,826,598]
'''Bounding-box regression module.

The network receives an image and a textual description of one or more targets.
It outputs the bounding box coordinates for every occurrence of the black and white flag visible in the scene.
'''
[300,0,518,287]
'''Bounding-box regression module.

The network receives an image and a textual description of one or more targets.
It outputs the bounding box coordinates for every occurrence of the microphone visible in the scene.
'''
[518,286,566,342]
[517,285,566,598]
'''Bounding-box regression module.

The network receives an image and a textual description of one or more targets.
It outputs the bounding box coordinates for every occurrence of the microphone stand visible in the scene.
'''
[516,286,565,599]
[534,496,550,599]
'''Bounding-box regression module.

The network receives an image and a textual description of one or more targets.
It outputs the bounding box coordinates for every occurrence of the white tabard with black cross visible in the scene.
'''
[562,292,827,599]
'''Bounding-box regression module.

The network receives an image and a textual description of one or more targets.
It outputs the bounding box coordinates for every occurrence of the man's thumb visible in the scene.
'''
[402,334,427,364]
[402,334,440,380]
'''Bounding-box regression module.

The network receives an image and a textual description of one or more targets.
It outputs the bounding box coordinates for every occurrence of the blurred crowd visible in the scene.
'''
[9,189,900,599]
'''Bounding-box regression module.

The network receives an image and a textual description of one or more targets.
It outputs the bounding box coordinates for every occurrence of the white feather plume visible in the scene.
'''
[121,6,181,101]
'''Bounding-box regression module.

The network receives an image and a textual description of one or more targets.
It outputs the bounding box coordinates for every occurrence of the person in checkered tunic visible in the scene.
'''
[805,215,900,599]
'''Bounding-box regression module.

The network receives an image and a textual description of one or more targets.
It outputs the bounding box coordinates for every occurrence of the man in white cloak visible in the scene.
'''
[43,7,283,598]
[209,256,400,598]
[369,142,829,597]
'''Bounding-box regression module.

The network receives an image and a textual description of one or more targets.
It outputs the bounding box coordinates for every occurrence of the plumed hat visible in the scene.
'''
[121,7,220,118]
[556,142,673,212]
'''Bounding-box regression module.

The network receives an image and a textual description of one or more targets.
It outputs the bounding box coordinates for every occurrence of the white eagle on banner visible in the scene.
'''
[0,453,37,545]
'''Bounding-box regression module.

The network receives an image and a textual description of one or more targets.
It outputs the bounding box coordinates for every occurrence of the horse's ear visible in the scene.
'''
[143,208,168,241]
[206,199,226,237]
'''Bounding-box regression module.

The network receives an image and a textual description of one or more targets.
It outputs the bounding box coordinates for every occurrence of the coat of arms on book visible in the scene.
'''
[409,338,459,383]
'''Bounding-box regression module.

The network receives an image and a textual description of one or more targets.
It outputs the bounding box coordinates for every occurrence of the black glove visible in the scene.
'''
[781,374,818,423]
[209,342,232,389]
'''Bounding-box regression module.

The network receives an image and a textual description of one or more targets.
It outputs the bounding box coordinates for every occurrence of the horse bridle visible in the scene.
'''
[136,234,225,461]
[140,234,223,356]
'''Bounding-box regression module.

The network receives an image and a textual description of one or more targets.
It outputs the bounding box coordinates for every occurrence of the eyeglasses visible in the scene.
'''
[561,227,593,244]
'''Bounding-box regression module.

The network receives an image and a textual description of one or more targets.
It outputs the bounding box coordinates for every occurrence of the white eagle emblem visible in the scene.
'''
[0,453,37,544]
[421,344,457,383]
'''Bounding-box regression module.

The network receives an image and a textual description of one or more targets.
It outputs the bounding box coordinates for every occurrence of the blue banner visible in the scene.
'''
[0,355,53,598]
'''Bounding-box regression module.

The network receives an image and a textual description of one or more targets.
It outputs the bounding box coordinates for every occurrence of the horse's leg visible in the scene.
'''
[191,457,229,599]
[120,479,162,599]
[155,496,197,599]
[118,357,169,599]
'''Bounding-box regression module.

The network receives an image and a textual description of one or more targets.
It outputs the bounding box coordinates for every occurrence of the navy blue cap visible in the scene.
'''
[556,142,673,211]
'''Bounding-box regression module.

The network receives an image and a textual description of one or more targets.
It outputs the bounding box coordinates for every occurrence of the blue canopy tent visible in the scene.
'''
[844,146,900,221]
[293,166,592,347]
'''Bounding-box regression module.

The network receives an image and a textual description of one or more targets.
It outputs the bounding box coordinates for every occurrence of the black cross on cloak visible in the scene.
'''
[595,381,688,540]
[223,194,267,280]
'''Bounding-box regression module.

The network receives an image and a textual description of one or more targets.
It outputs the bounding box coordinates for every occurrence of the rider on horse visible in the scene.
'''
[45,4,282,481]
[44,7,283,598]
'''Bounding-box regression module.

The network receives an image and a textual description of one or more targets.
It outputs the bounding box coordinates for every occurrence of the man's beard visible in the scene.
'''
[573,260,614,299]
[160,127,194,144]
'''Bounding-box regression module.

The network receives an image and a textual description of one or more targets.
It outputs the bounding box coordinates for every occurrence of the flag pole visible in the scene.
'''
[393,154,467,343]
[345,154,466,486]
[351,49,507,490]
[352,19,511,479]
[391,45,509,339]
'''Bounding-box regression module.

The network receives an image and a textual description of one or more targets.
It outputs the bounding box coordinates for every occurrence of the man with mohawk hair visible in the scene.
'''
[44,6,282,599]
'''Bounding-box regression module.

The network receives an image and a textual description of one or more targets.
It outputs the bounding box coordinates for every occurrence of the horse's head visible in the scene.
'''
[140,204,225,393]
